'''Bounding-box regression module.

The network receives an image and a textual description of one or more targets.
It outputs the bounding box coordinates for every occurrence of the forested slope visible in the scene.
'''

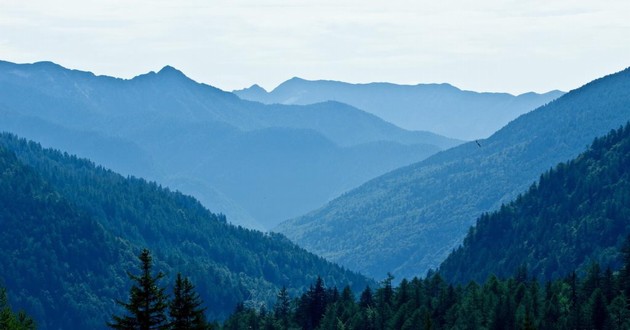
[277,67,630,280]
[0,133,370,329]
[439,123,630,283]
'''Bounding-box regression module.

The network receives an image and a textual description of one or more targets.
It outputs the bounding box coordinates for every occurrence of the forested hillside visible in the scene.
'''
[0,60,458,229]
[277,67,630,280]
[0,133,370,329]
[439,123,630,283]
[222,243,630,330]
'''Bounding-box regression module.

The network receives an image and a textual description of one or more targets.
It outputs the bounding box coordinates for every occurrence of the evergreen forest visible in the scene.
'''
[2,65,630,329]
[0,133,370,329]
[222,252,630,330]
[440,122,630,283]
[219,123,630,330]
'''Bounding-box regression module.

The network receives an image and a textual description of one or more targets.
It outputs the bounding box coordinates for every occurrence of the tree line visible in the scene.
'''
[11,240,630,329]
[221,240,630,330]
[0,133,370,329]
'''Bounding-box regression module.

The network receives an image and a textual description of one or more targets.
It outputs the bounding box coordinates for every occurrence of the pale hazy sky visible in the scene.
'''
[1,0,629,94]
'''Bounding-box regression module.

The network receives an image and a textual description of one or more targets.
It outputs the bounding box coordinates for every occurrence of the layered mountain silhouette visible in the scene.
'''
[0,133,371,329]
[276,67,630,280]
[0,60,459,229]
[234,78,563,140]
[439,123,630,283]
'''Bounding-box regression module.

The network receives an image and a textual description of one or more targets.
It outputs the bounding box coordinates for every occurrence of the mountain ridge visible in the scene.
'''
[276,66,630,280]
[0,59,459,229]
[234,76,564,140]
[439,122,630,283]
[0,132,372,329]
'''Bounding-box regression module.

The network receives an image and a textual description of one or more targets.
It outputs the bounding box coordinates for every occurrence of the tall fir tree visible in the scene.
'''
[274,286,291,328]
[169,273,209,330]
[108,249,169,330]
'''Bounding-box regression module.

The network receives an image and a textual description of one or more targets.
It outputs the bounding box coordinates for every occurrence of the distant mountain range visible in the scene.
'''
[0,60,459,230]
[276,67,630,280]
[0,133,371,329]
[439,122,630,283]
[234,78,564,140]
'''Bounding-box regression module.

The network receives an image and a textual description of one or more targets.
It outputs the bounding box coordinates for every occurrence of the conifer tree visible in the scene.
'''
[274,286,291,328]
[169,273,209,330]
[359,286,374,308]
[0,287,35,330]
[108,249,169,330]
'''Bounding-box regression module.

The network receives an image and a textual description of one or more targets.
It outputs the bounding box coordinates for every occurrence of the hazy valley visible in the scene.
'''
[2,60,629,329]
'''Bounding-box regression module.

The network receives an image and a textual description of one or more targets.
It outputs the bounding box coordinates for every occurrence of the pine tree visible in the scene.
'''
[310,276,327,329]
[274,286,291,328]
[589,289,608,330]
[169,273,209,330]
[608,294,630,330]
[359,286,374,309]
[108,249,169,330]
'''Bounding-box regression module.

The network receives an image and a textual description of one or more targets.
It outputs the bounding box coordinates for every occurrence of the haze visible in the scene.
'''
[1,0,629,94]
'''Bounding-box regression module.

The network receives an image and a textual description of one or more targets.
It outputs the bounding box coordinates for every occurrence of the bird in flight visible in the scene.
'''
[475,140,482,147]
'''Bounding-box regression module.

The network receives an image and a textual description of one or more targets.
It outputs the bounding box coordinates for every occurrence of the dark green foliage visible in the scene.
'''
[170,273,210,330]
[109,249,169,329]
[295,277,330,330]
[440,123,630,283]
[278,66,630,279]
[0,133,371,329]
[222,243,630,329]
[273,286,291,329]
[0,287,35,330]
[0,145,123,329]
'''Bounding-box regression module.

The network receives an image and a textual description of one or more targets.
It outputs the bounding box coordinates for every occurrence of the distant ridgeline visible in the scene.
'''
[0,60,460,230]
[0,133,371,330]
[277,66,630,280]
[439,122,630,283]
[233,77,563,140]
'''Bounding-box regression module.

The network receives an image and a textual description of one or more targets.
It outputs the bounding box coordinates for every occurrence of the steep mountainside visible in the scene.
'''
[0,133,371,330]
[439,123,630,283]
[234,77,563,140]
[277,67,630,280]
[0,60,459,229]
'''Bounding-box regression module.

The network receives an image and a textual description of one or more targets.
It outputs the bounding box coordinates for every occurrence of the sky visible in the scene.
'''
[1,0,629,95]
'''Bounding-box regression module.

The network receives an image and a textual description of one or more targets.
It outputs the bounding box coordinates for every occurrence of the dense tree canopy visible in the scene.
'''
[223,245,630,330]
[440,122,630,283]
[278,66,630,279]
[0,134,371,329]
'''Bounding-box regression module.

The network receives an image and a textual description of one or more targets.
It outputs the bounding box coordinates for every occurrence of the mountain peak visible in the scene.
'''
[232,84,269,100]
[287,76,306,82]
[279,76,308,87]
[157,65,187,78]
[249,84,267,92]
[247,84,267,93]
[32,61,64,69]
